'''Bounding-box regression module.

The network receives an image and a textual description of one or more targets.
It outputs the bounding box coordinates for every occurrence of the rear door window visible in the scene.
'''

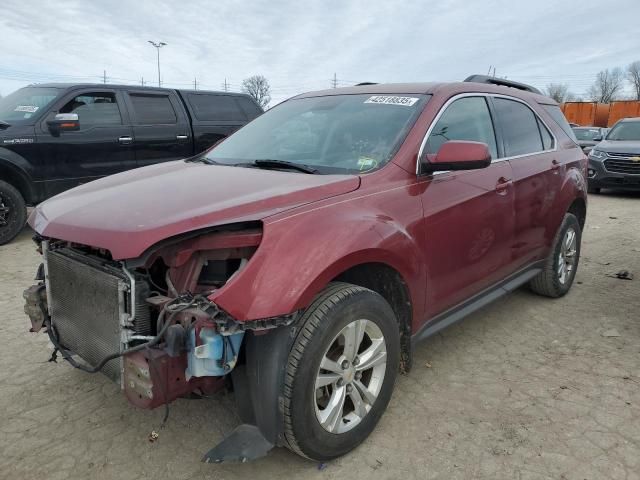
[425,96,498,159]
[59,92,122,127]
[537,118,555,150]
[236,97,262,120]
[129,94,177,124]
[494,98,543,157]
[186,94,247,122]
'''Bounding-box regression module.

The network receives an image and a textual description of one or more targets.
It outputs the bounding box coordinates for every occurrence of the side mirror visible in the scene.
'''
[593,136,603,142]
[422,140,492,173]
[47,113,80,134]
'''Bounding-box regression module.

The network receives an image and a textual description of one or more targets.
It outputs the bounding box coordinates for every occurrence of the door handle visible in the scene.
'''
[495,176,512,195]
[551,159,560,171]
[118,136,133,145]
[176,134,189,140]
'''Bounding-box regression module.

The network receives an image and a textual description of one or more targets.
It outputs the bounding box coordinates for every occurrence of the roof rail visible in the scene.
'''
[463,75,542,95]
[355,82,378,86]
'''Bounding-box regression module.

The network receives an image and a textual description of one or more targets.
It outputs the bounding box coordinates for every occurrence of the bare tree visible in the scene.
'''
[545,83,576,103]
[587,68,624,103]
[627,61,640,100]
[242,75,271,109]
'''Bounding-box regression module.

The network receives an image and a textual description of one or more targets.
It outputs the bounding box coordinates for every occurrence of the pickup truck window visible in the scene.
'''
[187,94,246,122]
[129,94,177,124]
[206,94,427,174]
[0,86,60,125]
[236,97,262,119]
[59,92,122,127]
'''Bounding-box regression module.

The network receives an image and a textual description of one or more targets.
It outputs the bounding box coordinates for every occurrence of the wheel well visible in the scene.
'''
[333,263,413,373]
[0,162,32,204]
[567,197,586,230]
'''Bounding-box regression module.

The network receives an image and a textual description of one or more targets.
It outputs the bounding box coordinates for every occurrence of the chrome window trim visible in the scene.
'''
[416,92,559,175]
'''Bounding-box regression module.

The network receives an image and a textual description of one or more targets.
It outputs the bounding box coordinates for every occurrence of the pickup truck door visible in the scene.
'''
[418,95,516,318]
[123,90,193,168]
[35,88,135,198]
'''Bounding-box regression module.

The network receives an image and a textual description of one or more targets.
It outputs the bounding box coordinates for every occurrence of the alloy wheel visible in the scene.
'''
[557,227,577,285]
[314,319,387,434]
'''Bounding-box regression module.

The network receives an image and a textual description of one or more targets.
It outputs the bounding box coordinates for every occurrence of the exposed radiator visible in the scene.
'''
[45,247,151,385]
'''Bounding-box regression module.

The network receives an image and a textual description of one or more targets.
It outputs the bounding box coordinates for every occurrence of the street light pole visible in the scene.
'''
[148,41,167,87]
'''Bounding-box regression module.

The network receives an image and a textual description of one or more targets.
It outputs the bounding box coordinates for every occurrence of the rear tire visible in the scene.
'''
[529,213,581,298]
[0,180,27,245]
[283,282,400,461]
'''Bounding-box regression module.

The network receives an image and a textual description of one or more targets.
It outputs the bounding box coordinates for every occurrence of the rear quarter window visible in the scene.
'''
[187,94,247,122]
[543,105,578,143]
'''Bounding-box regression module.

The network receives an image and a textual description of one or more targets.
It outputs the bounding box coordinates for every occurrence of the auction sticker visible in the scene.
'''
[364,96,419,106]
[14,105,39,113]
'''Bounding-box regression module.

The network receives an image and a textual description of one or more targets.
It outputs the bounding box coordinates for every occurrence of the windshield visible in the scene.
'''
[205,94,428,174]
[0,87,61,125]
[606,121,640,141]
[572,127,601,141]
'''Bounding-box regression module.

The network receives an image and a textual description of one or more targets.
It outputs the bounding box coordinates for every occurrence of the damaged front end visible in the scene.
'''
[24,224,300,462]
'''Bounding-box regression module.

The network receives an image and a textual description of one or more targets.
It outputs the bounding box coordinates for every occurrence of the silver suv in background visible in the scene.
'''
[587,117,640,193]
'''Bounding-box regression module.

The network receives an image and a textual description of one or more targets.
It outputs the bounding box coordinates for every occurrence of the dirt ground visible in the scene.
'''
[1,192,639,480]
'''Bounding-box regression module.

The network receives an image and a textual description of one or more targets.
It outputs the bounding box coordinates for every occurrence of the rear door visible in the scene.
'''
[36,88,135,197]
[181,93,261,154]
[419,95,516,316]
[491,96,560,268]
[124,90,192,168]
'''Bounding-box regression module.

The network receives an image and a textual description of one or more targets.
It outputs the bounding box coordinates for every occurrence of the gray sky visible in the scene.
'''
[2,0,639,105]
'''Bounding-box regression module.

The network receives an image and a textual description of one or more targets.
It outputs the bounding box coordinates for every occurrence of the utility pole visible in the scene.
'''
[492,66,496,77]
[222,78,229,92]
[332,72,337,88]
[141,77,146,86]
[193,77,198,90]
[103,70,107,84]
[148,40,167,87]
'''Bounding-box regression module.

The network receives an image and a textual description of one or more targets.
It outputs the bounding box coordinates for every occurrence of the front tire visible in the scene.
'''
[283,283,400,461]
[0,180,27,245]
[529,213,581,298]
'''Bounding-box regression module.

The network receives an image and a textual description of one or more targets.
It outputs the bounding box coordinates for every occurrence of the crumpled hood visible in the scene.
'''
[30,160,360,259]
[594,140,640,154]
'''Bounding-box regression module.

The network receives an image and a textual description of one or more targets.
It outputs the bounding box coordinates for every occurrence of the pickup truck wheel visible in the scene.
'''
[0,180,27,245]
[283,282,400,461]
[529,213,581,298]
[587,185,600,194]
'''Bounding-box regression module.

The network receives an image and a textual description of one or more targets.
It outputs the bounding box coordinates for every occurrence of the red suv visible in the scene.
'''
[24,75,587,463]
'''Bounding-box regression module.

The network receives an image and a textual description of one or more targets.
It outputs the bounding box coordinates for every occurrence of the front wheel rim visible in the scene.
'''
[557,227,577,285]
[314,319,387,434]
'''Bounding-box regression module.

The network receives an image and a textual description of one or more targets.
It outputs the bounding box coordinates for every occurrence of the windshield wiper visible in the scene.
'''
[249,159,318,174]
[186,155,219,165]
[0,120,10,130]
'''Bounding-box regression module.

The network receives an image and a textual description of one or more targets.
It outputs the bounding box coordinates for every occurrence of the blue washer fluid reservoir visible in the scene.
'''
[186,327,245,378]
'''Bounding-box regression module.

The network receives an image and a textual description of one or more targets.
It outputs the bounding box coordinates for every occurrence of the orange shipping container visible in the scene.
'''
[561,102,609,127]
[607,101,640,127]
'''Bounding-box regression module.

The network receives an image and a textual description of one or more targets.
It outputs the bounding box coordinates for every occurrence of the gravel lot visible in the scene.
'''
[1,192,639,480]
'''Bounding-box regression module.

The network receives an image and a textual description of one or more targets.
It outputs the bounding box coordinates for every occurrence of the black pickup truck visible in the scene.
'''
[0,84,262,244]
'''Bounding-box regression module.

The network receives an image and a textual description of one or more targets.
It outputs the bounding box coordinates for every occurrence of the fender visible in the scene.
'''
[545,160,587,245]
[0,148,36,204]
[211,194,426,325]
